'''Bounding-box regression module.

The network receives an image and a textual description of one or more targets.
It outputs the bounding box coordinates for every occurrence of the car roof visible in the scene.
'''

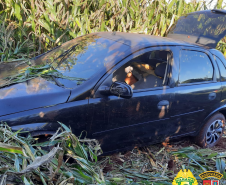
[95,32,202,49]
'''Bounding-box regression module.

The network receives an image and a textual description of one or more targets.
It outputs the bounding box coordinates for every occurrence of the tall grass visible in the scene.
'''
[0,0,226,62]
[0,122,104,185]
[1,122,226,184]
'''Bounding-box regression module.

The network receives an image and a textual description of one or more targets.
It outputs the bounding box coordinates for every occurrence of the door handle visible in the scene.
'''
[209,92,216,100]
[157,100,169,110]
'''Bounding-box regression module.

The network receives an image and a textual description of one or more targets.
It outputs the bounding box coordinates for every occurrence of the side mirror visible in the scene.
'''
[110,81,133,99]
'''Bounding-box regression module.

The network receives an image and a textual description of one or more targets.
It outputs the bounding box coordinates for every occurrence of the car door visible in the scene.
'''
[88,47,178,152]
[171,47,222,136]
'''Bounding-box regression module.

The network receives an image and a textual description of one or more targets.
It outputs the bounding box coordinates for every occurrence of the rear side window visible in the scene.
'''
[214,55,226,82]
[179,50,213,84]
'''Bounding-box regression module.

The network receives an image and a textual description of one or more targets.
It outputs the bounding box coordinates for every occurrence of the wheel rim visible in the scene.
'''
[206,119,223,145]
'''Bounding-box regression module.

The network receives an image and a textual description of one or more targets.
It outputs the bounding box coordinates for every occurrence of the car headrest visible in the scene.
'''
[148,59,164,69]
[158,51,168,61]
[154,62,166,78]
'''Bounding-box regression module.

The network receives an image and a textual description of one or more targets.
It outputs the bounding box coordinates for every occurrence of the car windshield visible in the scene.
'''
[33,34,128,88]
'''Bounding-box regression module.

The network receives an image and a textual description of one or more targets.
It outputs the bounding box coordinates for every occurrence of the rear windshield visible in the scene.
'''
[169,11,226,39]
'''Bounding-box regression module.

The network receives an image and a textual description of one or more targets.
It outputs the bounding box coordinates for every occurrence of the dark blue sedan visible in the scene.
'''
[1,9,226,153]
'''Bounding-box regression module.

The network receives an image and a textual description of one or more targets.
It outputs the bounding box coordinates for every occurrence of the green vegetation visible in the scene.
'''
[0,122,104,184]
[1,121,226,184]
[0,0,226,63]
[0,64,86,88]
[0,64,57,88]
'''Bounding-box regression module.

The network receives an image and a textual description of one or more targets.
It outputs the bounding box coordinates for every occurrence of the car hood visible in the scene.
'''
[0,77,70,117]
[167,9,226,48]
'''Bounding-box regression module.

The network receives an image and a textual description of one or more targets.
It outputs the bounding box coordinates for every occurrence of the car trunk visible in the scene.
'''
[167,9,226,48]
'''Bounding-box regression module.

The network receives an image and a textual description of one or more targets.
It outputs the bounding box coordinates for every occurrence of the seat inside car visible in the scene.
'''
[112,50,169,89]
[133,62,166,90]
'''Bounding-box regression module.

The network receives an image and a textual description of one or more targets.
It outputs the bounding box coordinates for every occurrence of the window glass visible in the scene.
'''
[33,35,128,88]
[169,11,226,39]
[179,50,213,84]
[214,55,226,82]
[113,50,171,90]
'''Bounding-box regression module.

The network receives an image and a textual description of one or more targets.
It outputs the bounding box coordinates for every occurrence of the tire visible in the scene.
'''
[194,113,225,148]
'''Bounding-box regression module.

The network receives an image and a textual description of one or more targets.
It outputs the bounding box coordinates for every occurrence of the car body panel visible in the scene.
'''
[0,77,70,116]
[90,87,175,152]
[204,104,226,122]
[172,83,222,134]
[167,10,226,48]
[0,99,91,137]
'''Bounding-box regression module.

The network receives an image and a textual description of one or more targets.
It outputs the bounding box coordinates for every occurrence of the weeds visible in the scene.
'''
[0,122,226,184]
[0,122,104,185]
[0,0,226,63]
[0,20,36,63]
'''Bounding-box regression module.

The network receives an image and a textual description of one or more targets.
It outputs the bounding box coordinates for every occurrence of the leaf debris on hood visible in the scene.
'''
[0,64,86,88]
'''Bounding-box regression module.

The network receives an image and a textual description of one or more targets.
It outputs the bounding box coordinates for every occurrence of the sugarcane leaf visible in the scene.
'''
[14,154,20,172]
[32,139,61,147]
[0,142,24,155]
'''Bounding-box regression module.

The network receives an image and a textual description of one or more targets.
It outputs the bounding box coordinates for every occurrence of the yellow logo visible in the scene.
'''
[199,171,223,180]
[172,169,198,185]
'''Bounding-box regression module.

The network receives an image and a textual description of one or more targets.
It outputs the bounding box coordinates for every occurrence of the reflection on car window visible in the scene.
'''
[34,34,128,88]
[179,50,213,84]
[169,11,226,39]
[214,55,226,82]
[113,50,171,90]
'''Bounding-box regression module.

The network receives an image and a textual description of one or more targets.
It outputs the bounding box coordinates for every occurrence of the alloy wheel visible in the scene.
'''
[206,119,224,145]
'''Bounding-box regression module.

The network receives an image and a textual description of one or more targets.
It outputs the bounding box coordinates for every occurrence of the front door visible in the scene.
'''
[89,47,177,152]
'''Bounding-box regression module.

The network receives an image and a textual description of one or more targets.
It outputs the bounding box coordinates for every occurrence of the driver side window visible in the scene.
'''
[112,50,171,90]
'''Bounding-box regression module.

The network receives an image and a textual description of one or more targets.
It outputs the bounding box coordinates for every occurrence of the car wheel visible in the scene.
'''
[194,113,225,148]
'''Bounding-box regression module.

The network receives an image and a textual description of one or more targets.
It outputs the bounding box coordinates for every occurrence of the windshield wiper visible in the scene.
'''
[48,44,88,87]
[52,44,78,68]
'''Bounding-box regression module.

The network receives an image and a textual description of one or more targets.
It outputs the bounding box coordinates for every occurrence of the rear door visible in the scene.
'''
[167,10,226,48]
[171,47,222,136]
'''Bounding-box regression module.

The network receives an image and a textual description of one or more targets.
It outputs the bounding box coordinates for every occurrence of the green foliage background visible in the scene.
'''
[0,0,226,62]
